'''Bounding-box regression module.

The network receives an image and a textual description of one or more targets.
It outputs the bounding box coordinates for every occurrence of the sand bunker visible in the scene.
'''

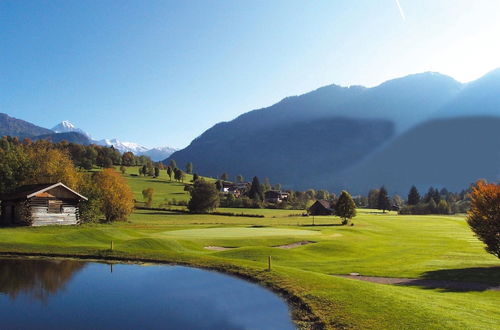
[204,246,235,251]
[274,241,315,249]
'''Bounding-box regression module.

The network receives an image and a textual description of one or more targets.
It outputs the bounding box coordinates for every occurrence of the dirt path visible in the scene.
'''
[336,274,500,291]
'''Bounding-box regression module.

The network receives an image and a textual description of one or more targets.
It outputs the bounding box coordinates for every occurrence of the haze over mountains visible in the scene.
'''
[0,115,176,161]
[168,69,500,194]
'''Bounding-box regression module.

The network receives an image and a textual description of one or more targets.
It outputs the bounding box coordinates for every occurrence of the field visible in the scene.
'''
[0,167,498,329]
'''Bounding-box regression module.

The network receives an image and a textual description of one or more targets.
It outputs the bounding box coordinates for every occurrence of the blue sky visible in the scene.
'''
[2,0,500,148]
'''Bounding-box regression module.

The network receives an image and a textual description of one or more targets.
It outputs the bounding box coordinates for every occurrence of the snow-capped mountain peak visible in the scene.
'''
[51,120,177,161]
[52,120,91,138]
[96,138,150,154]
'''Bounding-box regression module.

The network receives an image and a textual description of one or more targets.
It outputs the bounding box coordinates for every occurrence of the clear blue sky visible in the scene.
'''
[2,0,500,148]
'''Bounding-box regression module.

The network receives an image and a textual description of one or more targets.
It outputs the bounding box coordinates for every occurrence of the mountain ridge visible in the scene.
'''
[167,70,500,192]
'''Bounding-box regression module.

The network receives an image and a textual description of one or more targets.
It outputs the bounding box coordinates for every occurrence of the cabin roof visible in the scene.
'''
[0,182,88,201]
[313,200,332,209]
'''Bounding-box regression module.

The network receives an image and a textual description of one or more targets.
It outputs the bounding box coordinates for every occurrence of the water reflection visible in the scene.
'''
[0,257,86,301]
[0,257,295,330]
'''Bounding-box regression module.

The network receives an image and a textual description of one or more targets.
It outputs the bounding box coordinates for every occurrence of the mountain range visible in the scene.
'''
[0,115,176,161]
[167,69,500,195]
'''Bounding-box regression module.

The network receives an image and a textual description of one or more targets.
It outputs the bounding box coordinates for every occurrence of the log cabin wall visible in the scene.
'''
[29,197,79,226]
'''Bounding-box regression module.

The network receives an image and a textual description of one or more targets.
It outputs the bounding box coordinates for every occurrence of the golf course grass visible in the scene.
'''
[0,167,498,329]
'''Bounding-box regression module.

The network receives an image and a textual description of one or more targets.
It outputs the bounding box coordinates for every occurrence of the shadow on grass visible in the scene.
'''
[301,224,344,227]
[415,266,500,292]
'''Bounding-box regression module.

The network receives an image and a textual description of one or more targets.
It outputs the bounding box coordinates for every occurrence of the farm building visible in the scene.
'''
[309,200,334,215]
[0,183,87,226]
[264,190,289,203]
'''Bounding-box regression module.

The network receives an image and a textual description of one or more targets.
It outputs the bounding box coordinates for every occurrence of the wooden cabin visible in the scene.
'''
[0,183,87,226]
[309,200,334,215]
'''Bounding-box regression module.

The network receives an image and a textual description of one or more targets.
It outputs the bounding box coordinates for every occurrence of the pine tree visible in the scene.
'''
[185,162,193,174]
[336,190,357,225]
[248,176,263,201]
[408,185,420,205]
[166,166,172,181]
[377,186,391,213]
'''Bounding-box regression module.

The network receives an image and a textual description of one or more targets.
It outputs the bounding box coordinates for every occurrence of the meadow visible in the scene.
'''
[0,167,498,329]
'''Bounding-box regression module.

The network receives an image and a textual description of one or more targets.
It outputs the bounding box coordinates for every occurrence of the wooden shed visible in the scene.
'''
[0,183,87,226]
[309,200,334,216]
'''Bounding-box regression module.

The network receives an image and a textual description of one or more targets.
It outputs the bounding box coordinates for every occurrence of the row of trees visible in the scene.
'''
[1,136,153,171]
[0,137,134,222]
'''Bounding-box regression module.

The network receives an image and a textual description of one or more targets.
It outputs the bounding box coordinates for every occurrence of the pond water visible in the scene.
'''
[0,257,295,330]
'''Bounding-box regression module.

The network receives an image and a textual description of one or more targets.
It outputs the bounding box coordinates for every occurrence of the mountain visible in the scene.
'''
[32,132,91,145]
[167,72,464,188]
[0,113,89,144]
[141,147,177,162]
[52,121,91,138]
[0,113,53,138]
[335,117,500,195]
[52,121,176,160]
[96,138,149,154]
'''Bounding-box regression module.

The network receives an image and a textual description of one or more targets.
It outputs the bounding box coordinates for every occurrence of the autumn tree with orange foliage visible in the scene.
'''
[93,169,134,222]
[467,180,500,258]
[24,143,81,189]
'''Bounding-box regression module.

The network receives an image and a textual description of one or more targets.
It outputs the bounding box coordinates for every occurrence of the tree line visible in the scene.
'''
[0,136,134,222]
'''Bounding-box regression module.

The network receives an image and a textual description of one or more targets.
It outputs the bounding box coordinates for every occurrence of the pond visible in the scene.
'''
[0,257,295,330]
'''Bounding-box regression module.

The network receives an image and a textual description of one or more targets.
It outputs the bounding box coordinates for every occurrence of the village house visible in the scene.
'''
[220,182,248,198]
[0,183,87,226]
[264,190,289,203]
[309,200,334,215]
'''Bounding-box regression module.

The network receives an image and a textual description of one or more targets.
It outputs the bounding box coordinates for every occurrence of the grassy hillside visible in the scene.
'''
[120,166,195,207]
[0,206,498,329]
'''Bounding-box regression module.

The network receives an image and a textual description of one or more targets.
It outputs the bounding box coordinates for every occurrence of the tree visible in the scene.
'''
[142,187,155,208]
[392,195,403,208]
[185,162,193,174]
[187,179,220,213]
[467,180,500,258]
[316,190,329,200]
[248,176,263,201]
[336,190,357,225]
[141,165,147,176]
[220,173,229,181]
[93,169,134,222]
[78,173,103,223]
[119,165,126,175]
[169,159,177,169]
[274,183,282,191]
[121,152,135,166]
[377,186,391,213]
[437,199,451,214]
[215,180,223,191]
[154,166,160,178]
[408,185,420,205]
[192,173,199,182]
[174,168,184,182]
[368,189,379,209]
[166,166,173,181]
[24,147,81,189]
[236,174,244,183]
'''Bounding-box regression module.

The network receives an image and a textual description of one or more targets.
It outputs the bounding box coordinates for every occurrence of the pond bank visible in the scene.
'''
[0,250,325,330]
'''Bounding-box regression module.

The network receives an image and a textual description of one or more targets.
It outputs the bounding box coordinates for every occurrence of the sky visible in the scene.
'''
[2,0,500,148]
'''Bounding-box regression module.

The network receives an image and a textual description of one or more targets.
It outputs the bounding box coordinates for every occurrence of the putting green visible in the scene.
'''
[161,227,321,238]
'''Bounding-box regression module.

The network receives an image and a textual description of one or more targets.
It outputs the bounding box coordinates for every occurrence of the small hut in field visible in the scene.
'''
[309,200,334,216]
[0,183,87,226]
